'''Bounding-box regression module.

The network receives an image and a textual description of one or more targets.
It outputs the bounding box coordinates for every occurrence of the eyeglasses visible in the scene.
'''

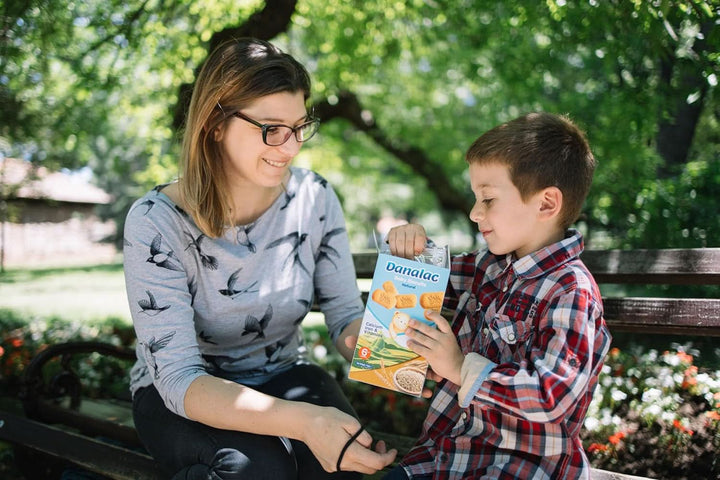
[232,110,320,146]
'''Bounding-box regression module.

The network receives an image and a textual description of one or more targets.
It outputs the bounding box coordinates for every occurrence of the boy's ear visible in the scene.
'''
[537,186,562,220]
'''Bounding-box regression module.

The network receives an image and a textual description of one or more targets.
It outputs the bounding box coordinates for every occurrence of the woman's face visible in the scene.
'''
[216,90,309,189]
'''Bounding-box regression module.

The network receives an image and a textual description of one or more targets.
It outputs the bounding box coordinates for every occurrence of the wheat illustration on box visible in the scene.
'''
[349,249,449,396]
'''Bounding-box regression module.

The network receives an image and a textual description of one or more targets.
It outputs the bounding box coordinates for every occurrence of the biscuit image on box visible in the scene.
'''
[420,291,444,311]
[382,280,398,295]
[394,294,417,309]
[371,289,396,309]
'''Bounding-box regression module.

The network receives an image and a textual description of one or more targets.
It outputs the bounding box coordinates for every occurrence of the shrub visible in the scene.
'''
[581,344,720,479]
[0,309,134,398]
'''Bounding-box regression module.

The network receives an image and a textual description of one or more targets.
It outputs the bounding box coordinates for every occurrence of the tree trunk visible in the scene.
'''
[655,19,713,178]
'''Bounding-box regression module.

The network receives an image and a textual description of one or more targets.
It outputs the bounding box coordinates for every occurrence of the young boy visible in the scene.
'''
[384,112,611,479]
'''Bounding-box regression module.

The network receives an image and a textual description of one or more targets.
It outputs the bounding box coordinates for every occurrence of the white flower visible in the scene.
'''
[642,388,662,403]
[312,344,327,360]
[584,416,600,431]
[611,390,628,402]
[661,411,675,422]
[644,404,662,417]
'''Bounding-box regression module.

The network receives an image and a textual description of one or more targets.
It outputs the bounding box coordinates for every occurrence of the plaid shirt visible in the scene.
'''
[399,230,611,479]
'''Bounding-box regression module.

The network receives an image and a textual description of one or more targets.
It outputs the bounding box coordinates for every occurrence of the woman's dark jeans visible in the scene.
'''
[133,363,362,480]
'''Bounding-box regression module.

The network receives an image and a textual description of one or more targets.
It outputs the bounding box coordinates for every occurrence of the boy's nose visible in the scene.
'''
[469,204,483,223]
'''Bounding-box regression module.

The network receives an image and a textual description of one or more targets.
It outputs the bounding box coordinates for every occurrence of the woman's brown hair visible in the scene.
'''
[179,38,312,237]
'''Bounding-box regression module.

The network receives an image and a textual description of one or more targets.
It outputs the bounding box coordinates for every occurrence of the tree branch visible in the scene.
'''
[172,0,298,130]
[313,91,472,221]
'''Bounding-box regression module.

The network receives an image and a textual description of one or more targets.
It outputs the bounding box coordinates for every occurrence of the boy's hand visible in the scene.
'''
[420,367,442,398]
[406,310,464,386]
[386,224,427,259]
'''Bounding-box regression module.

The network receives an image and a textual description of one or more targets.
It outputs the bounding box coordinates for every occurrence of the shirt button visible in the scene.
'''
[482,328,489,336]
[440,453,449,463]
[461,412,467,420]
[502,286,508,292]
[507,333,516,341]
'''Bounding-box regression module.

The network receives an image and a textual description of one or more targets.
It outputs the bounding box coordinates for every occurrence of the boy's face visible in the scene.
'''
[468,161,551,258]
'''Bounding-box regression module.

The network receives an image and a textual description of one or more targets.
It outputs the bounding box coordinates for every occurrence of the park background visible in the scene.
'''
[1,1,719,478]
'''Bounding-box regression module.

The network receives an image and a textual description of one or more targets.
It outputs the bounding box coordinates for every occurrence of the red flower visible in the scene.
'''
[676,351,693,365]
[10,337,23,348]
[0,345,4,357]
[608,432,626,445]
[705,411,720,422]
[672,419,694,435]
[588,443,608,453]
[682,366,698,389]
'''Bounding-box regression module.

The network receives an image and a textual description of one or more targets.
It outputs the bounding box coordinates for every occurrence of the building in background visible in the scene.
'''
[0,157,117,268]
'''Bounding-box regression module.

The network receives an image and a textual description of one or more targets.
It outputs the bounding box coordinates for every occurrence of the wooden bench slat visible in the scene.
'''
[582,248,720,285]
[0,411,164,480]
[603,297,720,336]
[355,248,720,285]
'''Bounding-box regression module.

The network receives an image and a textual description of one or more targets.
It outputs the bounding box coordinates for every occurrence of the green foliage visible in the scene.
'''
[2,0,719,250]
[0,308,134,396]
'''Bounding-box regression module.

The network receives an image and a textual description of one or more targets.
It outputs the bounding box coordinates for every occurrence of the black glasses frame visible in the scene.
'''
[232,110,320,146]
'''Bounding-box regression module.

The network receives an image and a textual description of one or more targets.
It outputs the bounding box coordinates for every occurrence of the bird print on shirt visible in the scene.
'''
[218,268,259,298]
[187,274,198,306]
[198,330,218,345]
[317,293,340,306]
[137,199,155,216]
[312,172,328,188]
[147,233,183,272]
[142,331,175,379]
[315,227,345,269]
[151,183,171,195]
[265,232,310,276]
[185,231,219,270]
[138,290,171,316]
[242,304,273,340]
[279,188,296,210]
[236,224,257,254]
[292,298,313,325]
[175,205,190,218]
[265,334,293,362]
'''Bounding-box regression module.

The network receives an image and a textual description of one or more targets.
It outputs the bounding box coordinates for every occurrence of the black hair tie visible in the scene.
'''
[336,425,366,472]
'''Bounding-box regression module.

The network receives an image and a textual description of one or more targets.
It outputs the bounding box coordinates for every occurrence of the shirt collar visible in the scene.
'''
[485,229,585,284]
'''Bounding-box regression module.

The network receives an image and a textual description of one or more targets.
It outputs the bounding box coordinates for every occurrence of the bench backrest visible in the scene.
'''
[349,248,720,337]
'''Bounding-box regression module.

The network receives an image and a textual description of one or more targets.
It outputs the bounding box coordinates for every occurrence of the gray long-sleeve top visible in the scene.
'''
[123,167,365,418]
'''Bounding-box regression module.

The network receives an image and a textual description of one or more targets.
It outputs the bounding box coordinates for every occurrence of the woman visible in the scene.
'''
[123,37,396,479]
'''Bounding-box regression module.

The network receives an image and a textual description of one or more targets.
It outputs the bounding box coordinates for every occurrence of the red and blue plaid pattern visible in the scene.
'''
[400,230,611,479]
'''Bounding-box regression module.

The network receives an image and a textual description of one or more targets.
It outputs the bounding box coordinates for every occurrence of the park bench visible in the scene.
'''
[1,247,719,480]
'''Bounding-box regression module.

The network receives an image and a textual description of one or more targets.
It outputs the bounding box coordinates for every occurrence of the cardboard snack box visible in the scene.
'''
[348,252,450,396]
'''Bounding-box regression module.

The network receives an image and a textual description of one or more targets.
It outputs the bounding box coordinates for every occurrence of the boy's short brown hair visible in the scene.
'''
[465,112,596,229]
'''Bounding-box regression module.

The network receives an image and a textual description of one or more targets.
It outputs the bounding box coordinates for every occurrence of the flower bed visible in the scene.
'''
[581,346,720,479]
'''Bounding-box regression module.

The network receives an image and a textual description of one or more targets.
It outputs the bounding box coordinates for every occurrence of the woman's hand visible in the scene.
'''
[300,405,397,473]
[386,224,427,259]
[406,310,464,386]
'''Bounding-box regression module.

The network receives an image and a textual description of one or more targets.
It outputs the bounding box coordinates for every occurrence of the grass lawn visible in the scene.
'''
[0,261,330,327]
[0,263,133,324]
